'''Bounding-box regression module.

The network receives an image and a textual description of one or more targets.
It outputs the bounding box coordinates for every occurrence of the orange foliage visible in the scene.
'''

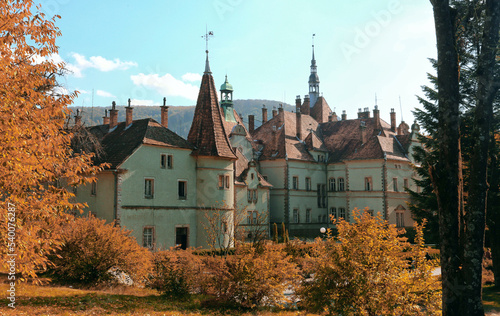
[298,208,441,315]
[0,0,102,281]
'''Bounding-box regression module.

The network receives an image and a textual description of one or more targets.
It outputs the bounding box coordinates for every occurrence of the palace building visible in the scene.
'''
[74,45,420,248]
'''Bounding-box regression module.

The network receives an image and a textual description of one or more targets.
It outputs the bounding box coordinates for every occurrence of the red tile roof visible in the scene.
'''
[187,73,236,159]
[310,96,331,123]
[251,108,410,163]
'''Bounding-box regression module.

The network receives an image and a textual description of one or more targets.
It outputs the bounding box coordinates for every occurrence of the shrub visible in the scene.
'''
[47,215,152,286]
[298,208,441,316]
[148,248,205,298]
[202,242,300,308]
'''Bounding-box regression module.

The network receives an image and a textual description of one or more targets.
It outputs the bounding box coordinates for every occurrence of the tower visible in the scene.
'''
[220,75,236,123]
[308,44,320,108]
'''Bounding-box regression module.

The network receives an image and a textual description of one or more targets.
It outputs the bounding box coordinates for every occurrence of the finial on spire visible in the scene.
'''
[312,33,316,62]
[202,27,214,74]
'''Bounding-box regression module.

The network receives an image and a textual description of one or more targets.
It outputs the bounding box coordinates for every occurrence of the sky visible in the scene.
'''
[40,0,437,125]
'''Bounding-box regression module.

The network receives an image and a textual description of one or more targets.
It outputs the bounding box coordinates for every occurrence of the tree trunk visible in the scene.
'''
[465,2,500,314]
[488,141,500,288]
[430,0,463,315]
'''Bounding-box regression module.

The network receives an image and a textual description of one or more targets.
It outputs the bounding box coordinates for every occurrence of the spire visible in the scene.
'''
[202,28,214,74]
[187,51,236,159]
[308,34,320,108]
[204,50,211,74]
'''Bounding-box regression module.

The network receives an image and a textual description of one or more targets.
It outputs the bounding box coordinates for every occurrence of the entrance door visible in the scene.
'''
[175,227,188,250]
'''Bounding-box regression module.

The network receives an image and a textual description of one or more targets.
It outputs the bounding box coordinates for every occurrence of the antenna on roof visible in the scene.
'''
[375,93,377,106]
[399,96,404,121]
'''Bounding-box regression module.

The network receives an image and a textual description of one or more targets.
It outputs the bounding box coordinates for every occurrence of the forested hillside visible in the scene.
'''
[69,100,293,139]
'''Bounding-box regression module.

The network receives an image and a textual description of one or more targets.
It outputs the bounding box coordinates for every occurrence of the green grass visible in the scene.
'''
[0,281,499,315]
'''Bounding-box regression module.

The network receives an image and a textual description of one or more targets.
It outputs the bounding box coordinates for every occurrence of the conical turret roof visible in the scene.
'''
[187,55,236,159]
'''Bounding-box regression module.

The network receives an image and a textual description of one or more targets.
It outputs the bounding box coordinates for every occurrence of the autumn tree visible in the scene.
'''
[429,0,500,314]
[0,0,101,281]
[298,208,441,315]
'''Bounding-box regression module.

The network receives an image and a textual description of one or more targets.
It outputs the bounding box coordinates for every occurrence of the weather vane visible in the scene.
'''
[201,26,214,53]
[312,33,316,47]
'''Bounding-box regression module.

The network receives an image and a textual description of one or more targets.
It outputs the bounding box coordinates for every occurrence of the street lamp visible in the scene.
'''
[320,227,326,234]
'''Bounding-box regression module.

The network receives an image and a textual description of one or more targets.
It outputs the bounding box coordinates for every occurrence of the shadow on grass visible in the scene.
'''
[483,285,500,313]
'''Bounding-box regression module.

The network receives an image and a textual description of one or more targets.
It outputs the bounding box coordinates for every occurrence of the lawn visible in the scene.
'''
[0,281,499,315]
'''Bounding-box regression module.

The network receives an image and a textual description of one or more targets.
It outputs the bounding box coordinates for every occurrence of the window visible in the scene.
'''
[143,227,154,249]
[404,178,409,189]
[218,175,231,190]
[323,215,327,223]
[161,154,173,169]
[178,180,187,199]
[330,207,337,221]
[338,177,345,191]
[251,173,254,180]
[293,209,299,223]
[161,154,166,168]
[247,211,258,224]
[329,177,336,192]
[305,177,311,191]
[317,184,327,207]
[393,178,398,192]
[72,186,77,194]
[145,178,154,198]
[366,209,374,216]
[292,176,299,190]
[365,177,372,191]
[306,209,311,223]
[218,175,224,189]
[91,182,97,196]
[247,189,258,203]
[318,215,322,223]
[338,207,346,219]
[396,211,405,227]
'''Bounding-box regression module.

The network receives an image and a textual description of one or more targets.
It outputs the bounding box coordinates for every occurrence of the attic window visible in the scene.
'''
[91,182,97,196]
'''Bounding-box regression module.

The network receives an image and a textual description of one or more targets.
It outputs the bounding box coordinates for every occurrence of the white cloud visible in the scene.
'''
[67,53,138,77]
[96,90,116,98]
[181,72,202,82]
[130,73,200,101]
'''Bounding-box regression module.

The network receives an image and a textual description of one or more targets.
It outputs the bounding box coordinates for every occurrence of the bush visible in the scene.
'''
[148,248,205,298]
[47,215,152,286]
[201,242,300,308]
[298,208,441,316]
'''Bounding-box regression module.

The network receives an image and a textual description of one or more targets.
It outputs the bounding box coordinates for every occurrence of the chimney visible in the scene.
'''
[360,121,367,144]
[125,98,133,126]
[302,95,310,115]
[109,101,118,128]
[390,108,396,132]
[296,111,302,139]
[330,112,338,122]
[272,107,277,118]
[248,115,255,133]
[358,107,370,119]
[373,105,380,122]
[74,109,81,127]
[103,109,110,125]
[160,97,169,128]
[295,95,301,113]
[341,110,347,121]
[278,103,284,114]
[262,105,268,123]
